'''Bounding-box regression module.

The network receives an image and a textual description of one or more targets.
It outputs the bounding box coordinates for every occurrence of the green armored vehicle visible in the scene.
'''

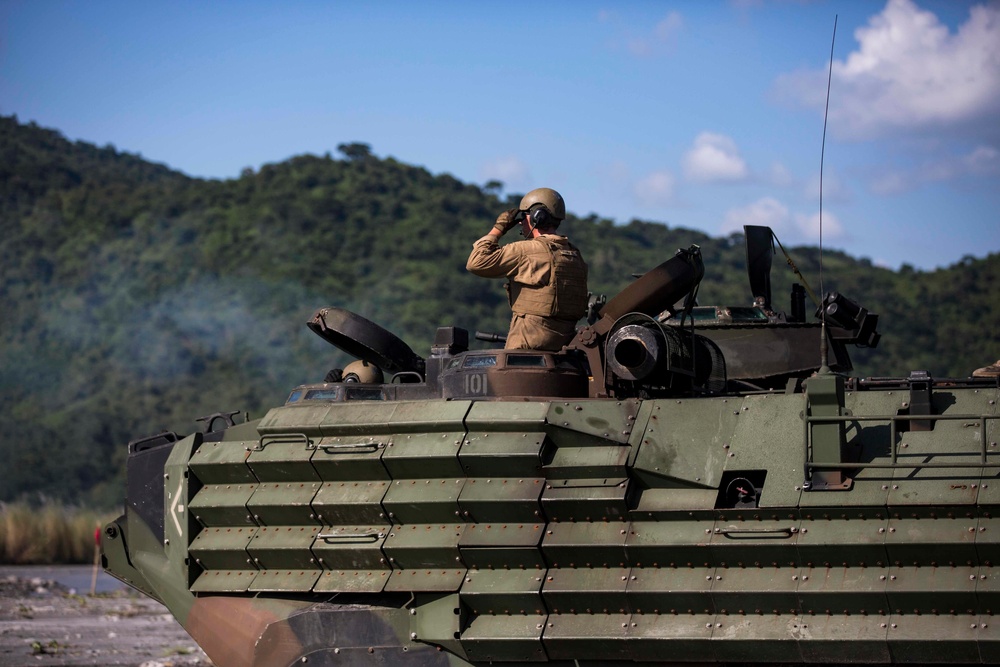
[103,226,999,665]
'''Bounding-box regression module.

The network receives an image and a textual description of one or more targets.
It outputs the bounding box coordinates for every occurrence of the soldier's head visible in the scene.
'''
[519,188,566,233]
[342,359,384,384]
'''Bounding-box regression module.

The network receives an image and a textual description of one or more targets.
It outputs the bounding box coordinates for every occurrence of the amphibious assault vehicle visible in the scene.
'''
[103,226,1000,665]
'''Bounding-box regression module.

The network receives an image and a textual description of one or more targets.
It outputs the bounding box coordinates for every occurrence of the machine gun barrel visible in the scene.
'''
[475,331,508,343]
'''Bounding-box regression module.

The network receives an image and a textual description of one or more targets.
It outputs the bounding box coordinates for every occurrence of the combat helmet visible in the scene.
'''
[343,359,384,384]
[519,187,566,220]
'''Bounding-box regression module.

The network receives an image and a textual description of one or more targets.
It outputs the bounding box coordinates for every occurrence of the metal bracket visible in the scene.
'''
[196,410,243,433]
[903,370,934,432]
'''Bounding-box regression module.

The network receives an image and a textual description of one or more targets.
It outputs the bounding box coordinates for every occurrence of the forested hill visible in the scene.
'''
[1,115,998,506]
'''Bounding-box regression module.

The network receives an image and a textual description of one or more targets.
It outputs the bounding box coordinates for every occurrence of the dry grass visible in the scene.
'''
[0,501,116,564]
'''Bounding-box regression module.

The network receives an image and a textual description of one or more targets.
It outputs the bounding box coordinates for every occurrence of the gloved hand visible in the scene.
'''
[493,208,521,235]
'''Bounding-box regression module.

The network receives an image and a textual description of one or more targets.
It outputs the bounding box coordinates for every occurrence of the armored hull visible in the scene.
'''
[103,231,1000,665]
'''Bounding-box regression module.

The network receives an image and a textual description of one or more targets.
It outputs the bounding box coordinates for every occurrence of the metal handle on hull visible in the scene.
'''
[249,432,311,451]
[311,441,385,453]
[714,526,797,539]
[316,531,384,542]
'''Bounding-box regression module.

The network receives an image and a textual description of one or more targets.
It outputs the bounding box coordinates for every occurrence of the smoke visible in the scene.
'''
[120,276,327,384]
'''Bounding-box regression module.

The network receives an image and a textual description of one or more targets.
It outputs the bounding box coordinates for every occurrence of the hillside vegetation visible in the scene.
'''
[1,115,997,506]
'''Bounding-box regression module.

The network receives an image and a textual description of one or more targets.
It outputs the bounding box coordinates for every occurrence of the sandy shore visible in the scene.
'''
[0,574,212,667]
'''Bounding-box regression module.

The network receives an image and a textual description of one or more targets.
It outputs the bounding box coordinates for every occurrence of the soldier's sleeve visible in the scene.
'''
[466,235,524,278]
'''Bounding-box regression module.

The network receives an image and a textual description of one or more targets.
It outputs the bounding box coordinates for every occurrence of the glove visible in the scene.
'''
[493,208,521,235]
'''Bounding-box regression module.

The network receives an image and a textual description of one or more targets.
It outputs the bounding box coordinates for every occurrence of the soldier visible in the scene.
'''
[324,359,384,383]
[467,187,589,351]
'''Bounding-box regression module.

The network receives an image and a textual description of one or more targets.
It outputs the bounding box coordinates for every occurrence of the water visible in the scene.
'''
[0,564,127,594]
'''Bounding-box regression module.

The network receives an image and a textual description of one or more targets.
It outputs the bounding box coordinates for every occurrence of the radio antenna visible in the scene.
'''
[818,14,838,373]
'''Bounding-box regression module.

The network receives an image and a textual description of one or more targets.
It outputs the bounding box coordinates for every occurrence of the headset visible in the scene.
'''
[526,204,551,232]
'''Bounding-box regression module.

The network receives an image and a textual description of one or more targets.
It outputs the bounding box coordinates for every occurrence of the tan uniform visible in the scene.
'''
[467,233,589,351]
[973,360,1000,377]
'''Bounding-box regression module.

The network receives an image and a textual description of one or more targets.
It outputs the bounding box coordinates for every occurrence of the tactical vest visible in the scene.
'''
[508,237,589,321]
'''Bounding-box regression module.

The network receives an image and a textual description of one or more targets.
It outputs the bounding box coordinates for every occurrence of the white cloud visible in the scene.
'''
[721,197,791,236]
[654,11,683,42]
[804,170,851,204]
[683,132,750,183]
[604,9,683,57]
[869,144,1000,194]
[774,0,1000,140]
[766,161,796,188]
[721,197,845,243]
[795,210,846,242]
[870,171,910,196]
[633,169,676,206]
[479,155,530,189]
[964,145,1000,174]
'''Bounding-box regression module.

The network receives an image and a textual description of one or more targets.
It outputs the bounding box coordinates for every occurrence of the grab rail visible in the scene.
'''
[804,413,998,480]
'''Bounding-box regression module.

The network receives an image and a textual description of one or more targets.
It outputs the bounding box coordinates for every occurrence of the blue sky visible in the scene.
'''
[2,0,998,270]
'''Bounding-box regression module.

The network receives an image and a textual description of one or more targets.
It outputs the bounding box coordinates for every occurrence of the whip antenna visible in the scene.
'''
[818,14,838,372]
